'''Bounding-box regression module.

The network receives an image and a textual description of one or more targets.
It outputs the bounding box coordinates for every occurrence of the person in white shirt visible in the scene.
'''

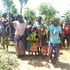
[13,14,27,57]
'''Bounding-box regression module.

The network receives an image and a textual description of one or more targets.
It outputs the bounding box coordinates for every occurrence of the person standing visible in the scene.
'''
[62,24,70,48]
[48,18,62,64]
[13,14,27,57]
[32,16,44,55]
[1,13,10,51]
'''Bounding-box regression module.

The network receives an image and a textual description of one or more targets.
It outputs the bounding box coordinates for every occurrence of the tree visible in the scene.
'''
[0,10,2,18]
[19,0,28,14]
[2,0,18,21]
[2,0,18,14]
[60,10,70,24]
[38,3,57,24]
[24,8,36,22]
[64,10,70,18]
[2,0,13,12]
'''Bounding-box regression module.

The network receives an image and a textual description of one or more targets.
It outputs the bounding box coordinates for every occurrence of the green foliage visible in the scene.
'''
[2,0,13,10]
[2,0,18,15]
[63,10,70,23]
[19,0,28,5]
[12,6,18,15]
[19,0,28,14]
[64,10,70,18]
[38,3,57,24]
[0,51,17,70]
[24,8,36,21]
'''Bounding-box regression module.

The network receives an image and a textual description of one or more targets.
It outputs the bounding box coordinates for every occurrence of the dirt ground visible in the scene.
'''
[16,49,70,70]
[0,44,70,70]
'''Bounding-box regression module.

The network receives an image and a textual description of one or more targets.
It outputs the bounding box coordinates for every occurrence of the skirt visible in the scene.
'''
[30,43,38,52]
[41,45,48,55]
[15,35,26,56]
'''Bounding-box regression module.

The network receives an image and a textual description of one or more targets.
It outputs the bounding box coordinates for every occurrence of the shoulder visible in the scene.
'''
[13,21,18,24]
[48,24,53,31]
[58,25,62,29]
[48,24,53,28]
[12,21,19,27]
[34,22,38,25]
[57,25,62,32]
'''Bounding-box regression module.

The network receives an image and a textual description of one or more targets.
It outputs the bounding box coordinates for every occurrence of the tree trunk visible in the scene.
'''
[20,4,23,14]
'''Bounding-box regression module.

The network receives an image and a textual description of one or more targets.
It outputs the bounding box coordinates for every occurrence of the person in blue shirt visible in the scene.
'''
[48,18,62,64]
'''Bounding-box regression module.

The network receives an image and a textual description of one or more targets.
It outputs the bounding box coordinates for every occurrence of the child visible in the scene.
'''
[25,26,31,55]
[36,28,42,55]
[30,29,38,56]
[41,35,48,56]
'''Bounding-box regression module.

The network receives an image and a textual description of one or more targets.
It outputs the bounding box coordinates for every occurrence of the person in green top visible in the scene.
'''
[48,18,62,64]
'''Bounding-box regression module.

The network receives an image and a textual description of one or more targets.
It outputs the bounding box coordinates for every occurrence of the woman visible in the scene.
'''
[13,14,27,57]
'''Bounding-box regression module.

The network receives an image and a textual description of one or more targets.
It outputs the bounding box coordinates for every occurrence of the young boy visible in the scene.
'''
[48,18,62,64]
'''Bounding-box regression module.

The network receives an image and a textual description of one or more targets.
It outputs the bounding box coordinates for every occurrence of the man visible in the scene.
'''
[48,18,62,64]
[62,18,70,48]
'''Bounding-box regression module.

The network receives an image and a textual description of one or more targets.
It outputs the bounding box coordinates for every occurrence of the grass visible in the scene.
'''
[0,42,70,70]
[0,43,18,70]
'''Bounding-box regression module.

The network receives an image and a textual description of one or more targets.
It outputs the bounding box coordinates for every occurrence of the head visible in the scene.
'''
[28,21,32,25]
[36,16,42,22]
[16,14,24,23]
[53,18,60,26]
[2,13,7,18]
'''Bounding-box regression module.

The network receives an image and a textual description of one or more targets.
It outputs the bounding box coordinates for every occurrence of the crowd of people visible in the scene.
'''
[0,13,70,64]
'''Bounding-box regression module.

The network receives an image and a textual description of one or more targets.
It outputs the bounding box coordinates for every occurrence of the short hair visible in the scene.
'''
[36,16,42,21]
[53,18,60,22]
[2,13,7,18]
[16,14,23,20]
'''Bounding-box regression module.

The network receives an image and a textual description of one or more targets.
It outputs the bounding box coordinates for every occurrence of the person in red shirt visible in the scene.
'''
[62,23,70,49]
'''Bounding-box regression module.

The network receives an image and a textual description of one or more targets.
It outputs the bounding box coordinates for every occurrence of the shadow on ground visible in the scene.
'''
[18,55,70,70]
[52,61,70,70]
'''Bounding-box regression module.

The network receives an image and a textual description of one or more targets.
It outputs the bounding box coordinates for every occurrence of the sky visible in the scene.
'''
[0,0,70,16]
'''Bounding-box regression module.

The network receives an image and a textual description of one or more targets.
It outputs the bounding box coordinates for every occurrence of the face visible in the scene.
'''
[36,17,42,22]
[53,20,59,26]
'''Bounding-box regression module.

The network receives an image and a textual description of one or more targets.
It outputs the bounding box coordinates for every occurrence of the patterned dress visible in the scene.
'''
[15,35,26,56]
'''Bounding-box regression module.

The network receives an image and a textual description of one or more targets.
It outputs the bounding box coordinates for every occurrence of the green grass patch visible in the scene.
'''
[0,50,18,70]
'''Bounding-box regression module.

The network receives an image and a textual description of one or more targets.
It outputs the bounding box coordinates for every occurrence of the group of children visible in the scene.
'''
[25,26,48,55]
[13,15,48,57]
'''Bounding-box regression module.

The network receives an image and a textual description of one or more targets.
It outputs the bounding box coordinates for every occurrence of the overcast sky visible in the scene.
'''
[0,0,70,16]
